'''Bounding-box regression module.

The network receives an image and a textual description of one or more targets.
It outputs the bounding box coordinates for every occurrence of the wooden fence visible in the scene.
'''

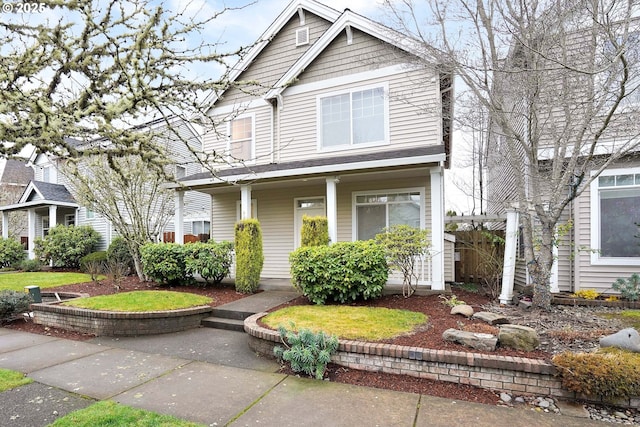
[162,232,210,243]
[452,230,505,284]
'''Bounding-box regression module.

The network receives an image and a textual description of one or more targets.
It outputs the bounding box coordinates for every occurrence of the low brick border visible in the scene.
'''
[245,312,640,409]
[31,302,212,336]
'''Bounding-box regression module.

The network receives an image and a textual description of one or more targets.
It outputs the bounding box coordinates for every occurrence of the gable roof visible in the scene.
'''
[19,181,77,204]
[0,159,33,185]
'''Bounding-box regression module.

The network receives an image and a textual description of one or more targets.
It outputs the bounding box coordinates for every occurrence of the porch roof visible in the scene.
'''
[175,146,446,189]
[0,181,78,212]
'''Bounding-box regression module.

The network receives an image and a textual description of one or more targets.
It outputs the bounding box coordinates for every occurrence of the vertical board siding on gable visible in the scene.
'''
[216,13,332,108]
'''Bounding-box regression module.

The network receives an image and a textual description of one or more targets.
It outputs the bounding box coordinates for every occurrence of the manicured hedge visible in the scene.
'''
[234,219,264,294]
[301,215,329,247]
[289,240,388,305]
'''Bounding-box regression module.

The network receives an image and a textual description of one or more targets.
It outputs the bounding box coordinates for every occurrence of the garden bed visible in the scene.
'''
[30,301,212,336]
[552,294,640,309]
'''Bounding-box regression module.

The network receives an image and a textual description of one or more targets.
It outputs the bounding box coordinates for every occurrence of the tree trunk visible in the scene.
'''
[531,224,555,310]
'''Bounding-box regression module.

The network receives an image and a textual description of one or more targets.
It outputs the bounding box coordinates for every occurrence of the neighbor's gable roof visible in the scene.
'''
[19,181,76,205]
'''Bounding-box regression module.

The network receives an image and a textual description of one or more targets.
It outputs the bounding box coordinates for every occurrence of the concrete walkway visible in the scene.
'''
[0,291,609,427]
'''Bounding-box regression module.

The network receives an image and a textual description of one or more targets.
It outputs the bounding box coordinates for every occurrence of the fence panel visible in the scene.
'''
[453,230,505,284]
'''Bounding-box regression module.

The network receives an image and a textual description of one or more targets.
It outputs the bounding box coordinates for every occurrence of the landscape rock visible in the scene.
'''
[472,311,510,325]
[498,324,540,351]
[450,304,474,317]
[599,328,640,353]
[442,328,498,352]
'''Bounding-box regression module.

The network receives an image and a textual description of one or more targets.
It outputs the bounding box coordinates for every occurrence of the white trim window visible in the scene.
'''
[227,114,255,162]
[353,189,423,241]
[591,167,640,265]
[191,220,210,236]
[64,214,75,227]
[318,84,389,151]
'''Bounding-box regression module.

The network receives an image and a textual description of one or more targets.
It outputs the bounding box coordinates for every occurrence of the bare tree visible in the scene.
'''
[65,152,174,280]
[0,0,251,172]
[383,0,640,308]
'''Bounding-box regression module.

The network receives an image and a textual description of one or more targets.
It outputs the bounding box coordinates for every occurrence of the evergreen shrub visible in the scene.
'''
[140,242,190,285]
[553,350,640,399]
[20,259,42,272]
[79,251,107,281]
[234,219,264,293]
[0,290,32,323]
[184,241,234,285]
[0,237,26,268]
[289,240,388,305]
[107,237,135,273]
[34,225,100,268]
[301,215,329,247]
[274,324,338,380]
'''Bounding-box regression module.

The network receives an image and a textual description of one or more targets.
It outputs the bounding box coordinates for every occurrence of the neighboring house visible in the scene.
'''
[0,158,33,241]
[172,0,454,289]
[0,119,210,258]
[486,8,640,297]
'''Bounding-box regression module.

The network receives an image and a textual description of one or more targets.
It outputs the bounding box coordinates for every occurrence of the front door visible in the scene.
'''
[294,197,326,248]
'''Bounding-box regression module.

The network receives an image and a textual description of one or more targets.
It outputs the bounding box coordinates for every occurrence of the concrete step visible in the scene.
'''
[210,308,255,321]
[201,316,245,332]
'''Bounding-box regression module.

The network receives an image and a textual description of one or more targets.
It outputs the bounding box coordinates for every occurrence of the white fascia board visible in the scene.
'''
[208,99,272,117]
[265,11,435,100]
[180,152,446,188]
[202,0,342,107]
[17,181,41,204]
[0,200,79,212]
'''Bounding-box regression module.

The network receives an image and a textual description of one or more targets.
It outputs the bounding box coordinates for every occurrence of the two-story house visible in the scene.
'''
[172,0,454,290]
[0,118,210,258]
[485,4,640,300]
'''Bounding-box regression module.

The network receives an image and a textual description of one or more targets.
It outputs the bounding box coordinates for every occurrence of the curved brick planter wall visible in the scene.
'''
[31,302,212,336]
[245,312,640,409]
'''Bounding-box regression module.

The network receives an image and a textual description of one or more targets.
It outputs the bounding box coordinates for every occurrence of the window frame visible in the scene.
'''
[351,187,425,241]
[590,167,640,266]
[316,83,390,152]
[191,220,211,236]
[226,113,256,163]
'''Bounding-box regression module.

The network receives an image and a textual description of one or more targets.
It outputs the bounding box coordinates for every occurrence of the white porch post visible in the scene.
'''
[174,191,184,244]
[500,209,520,304]
[240,185,252,220]
[325,177,339,244]
[27,208,36,259]
[49,205,57,228]
[2,212,8,239]
[430,167,444,291]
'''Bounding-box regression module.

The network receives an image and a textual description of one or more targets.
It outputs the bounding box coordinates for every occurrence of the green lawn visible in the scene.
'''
[0,272,99,291]
[49,401,205,427]
[262,305,427,341]
[0,368,32,392]
[62,291,212,311]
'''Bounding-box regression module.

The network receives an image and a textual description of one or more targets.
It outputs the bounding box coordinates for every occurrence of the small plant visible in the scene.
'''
[274,323,339,380]
[571,289,600,300]
[0,290,32,323]
[439,294,466,307]
[19,259,42,272]
[107,237,134,273]
[105,260,129,291]
[605,295,620,302]
[80,251,108,282]
[612,273,640,301]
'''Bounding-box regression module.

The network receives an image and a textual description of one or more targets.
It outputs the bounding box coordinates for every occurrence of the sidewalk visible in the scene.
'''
[0,326,609,427]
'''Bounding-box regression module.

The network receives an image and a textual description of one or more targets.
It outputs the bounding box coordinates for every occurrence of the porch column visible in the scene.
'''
[240,185,252,220]
[325,177,339,244]
[500,209,520,304]
[174,191,184,244]
[2,211,8,239]
[27,208,36,259]
[49,205,57,228]
[430,167,444,290]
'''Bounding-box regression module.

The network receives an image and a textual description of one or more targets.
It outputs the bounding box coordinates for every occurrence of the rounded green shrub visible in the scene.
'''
[80,251,108,280]
[34,225,100,268]
[301,215,329,247]
[0,290,32,323]
[234,219,264,294]
[107,237,135,272]
[184,241,234,285]
[0,237,26,268]
[140,243,190,285]
[20,259,42,272]
[289,240,389,305]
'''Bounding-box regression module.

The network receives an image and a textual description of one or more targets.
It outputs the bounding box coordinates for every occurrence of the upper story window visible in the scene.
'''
[590,167,640,265]
[42,165,52,183]
[228,115,254,162]
[175,165,186,179]
[318,84,388,150]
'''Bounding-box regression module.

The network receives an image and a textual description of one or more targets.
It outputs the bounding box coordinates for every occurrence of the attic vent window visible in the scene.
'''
[296,27,309,46]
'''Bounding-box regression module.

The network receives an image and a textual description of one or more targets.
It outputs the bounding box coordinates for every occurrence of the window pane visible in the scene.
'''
[389,202,421,228]
[617,174,635,186]
[230,117,252,160]
[600,188,640,257]
[321,94,350,147]
[599,176,616,187]
[352,88,384,144]
[231,117,252,140]
[357,205,386,240]
[231,140,251,159]
[203,221,211,234]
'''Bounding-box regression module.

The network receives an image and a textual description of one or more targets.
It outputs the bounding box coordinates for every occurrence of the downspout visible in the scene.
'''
[270,99,275,164]
[276,94,284,163]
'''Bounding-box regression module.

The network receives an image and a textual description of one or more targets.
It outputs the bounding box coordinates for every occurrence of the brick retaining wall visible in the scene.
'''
[32,302,212,336]
[245,312,640,409]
